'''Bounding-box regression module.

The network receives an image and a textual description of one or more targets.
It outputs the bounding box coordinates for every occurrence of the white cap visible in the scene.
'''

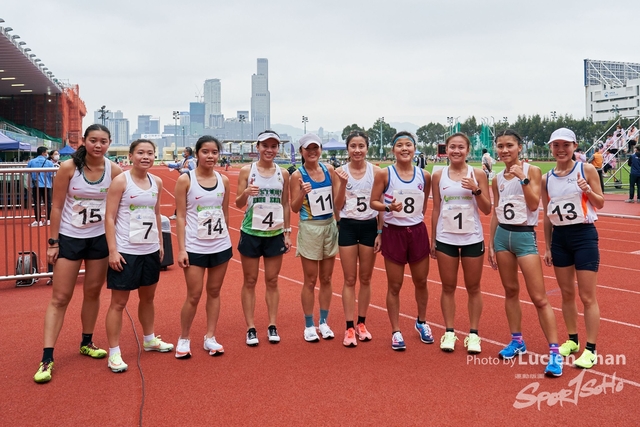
[256,131,281,143]
[548,128,576,144]
[299,133,322,148]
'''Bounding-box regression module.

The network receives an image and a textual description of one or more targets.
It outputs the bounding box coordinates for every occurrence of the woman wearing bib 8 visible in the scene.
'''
[542,128,604,369]
[104,139,173,373]
[487,129,562,377]
[34,125,122,384]
[370,131,432,351]
[290,133,340,342]
[334,131,382,347]
[174,136,232,358]
[430,133,491,354]
[236,130,291,346]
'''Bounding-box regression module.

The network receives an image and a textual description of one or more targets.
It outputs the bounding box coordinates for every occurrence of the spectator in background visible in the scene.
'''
[168,147,197,219]
[603,149,617,175]
[612,125,626,154]
[481,148,493,179]
[27,146,54,227]
[588,144,604,192]
[48,150,60,168]
[628,125,639,153]
[626,146,640,203]
[416,153,426,169]
[575,147,587,163]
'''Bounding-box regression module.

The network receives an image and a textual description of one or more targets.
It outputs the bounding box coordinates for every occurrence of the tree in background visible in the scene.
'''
[341,124,365,140]
[416,122,447,155]
[367,119,397,159]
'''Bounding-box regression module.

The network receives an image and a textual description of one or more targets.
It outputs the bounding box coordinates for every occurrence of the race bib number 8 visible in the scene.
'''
[71,199,105,228]
[308,186,333,217]
[198,208,228,239]
[547,193,584,226]
[392,189,424,218]
[130,209,158,244]
[251,203,284,231]
[496,195,528,225]
[441,204,475,234]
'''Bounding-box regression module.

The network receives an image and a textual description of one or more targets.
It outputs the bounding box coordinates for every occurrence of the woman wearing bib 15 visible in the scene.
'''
[175,136,232,358]
[290,133,340,342]
[104,139,173,373]
[236,130,291,346]
[542,128,604,369]
[431,132,491,354]
[370,131,432,351]
[34,124,122,383]
[334,131,382,347]
[487,129,562,377]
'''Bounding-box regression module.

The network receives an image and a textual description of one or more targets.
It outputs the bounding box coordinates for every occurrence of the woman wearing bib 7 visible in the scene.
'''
[542,128,604,369]
[431,133,491,354]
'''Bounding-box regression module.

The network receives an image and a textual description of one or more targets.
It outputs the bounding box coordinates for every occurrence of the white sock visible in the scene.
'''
[109,346,120,357]
[143,333,155,342]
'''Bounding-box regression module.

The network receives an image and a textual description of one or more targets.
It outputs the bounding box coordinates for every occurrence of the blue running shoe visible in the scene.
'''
[545,353,563,377]
[499,339,527,359]
[391,331,406,351]
[414,321,434,344]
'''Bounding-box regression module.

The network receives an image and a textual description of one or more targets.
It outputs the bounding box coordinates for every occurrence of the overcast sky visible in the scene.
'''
[3,1,639,134]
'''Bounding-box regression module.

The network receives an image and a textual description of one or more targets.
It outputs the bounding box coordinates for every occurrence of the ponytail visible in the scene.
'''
[72,145,88,171]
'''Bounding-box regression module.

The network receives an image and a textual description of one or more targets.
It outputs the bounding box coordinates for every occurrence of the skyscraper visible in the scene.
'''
[204,78,222,128]
[251,58,270,138]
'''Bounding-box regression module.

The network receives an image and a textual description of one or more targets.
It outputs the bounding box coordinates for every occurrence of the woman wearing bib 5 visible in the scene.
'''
[542,128,604,369]
[431,132,491,354]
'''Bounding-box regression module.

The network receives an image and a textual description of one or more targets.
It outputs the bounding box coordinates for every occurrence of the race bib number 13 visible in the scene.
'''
[547,193,584,226]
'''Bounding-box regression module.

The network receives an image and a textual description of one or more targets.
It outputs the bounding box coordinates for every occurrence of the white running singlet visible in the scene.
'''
[340,162,377,221]
[546,162,597,226]
[436,165,483,245]
[495,163,538,226]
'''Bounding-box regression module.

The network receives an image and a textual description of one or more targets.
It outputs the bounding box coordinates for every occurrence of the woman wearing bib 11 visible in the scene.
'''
[174,136,232,358]
[236,130,291,346]
[290,133,340,342]
[542,128,604,369]
[104,139,173,373]
[334,131,382,347]
[487,129,562,377]
[431,132,491,354]
[370,131,432,351]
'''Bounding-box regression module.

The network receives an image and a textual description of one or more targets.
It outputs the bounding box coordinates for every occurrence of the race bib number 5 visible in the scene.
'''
[251,203,284,231]
[344,189,371,218]
[547,193,584,226]
[308,186,333,217]
[198,208,228,239]
[392,189,424,218]
[71,199,105,228]
[130,208,158,244]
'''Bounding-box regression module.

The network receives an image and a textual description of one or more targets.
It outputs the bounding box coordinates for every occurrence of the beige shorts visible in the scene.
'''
[296,218,339,260]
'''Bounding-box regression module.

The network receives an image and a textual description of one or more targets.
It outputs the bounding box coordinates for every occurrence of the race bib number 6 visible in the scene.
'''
[496,195,528,225]
[130,209,158,244]
[251,203,284,231]
[71,199,105,228]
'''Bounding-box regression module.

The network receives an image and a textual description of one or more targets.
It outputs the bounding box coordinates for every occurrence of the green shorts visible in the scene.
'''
[296,218,338,260]
[493,224,538,257]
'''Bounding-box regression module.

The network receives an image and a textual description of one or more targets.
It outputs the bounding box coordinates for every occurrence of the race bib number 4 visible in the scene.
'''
[308,186,333,217]
[441,204,475,234]
[130,208,158,244]
[547,193,585,226]
[392,189,424,218]
[344,190,371,219]
[496,195,528,225]
[71,199,105,228]
[197,208,228,239]
[251,203,284,231]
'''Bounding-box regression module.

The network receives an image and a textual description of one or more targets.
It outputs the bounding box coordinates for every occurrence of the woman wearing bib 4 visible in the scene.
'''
[236,130,291,346]
[371,131,432,351]
[104,139,173,373]
[334,131,382,347]
[487,129,562,377]
[34,125,122,383]
[542,128,604,369]
[175,136,233,358]
[290,133,340,342]
[431,133,491,354]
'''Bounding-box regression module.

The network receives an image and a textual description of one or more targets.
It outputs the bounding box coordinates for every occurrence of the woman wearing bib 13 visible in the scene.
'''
[487,129,562,377]
[542,128,604,369]
[104,139,173,373]
[174,136,232,358]
[431,132,491,354]
[236,130,291,346]
[334,131,382,347]
[370,131,432,351]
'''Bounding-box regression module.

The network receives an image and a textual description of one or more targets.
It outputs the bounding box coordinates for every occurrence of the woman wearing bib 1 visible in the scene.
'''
[104,139,173,373]
[431,132,491,354]
[542,128,604,369]
[334,131,382,347]
[34,125,122,383]
[236,130,291,346]
[371,131,432,351]
[290,133,341,342]
[487,129,562,377]
[174,136,232,358]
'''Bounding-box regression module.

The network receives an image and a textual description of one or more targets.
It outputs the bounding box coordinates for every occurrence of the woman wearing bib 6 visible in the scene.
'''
[104,139,173,373]
[370,131,431,351]
[487,129,562,377]
[542,128,604,369]
[334,131,382,347]
[236,130,291,346]
[290,133,340,342]
[34,125,122,383]
[431,133,491,354]
[174,136,232,358]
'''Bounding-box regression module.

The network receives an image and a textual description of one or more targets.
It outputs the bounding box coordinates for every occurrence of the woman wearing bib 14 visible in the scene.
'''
[174,136,232,358]
[236,130,291,346]
[431,132,491,354]
[542,128,604,369]
[334,131,382,347]
[34,124,122,383]
[370,131,432,351]
[487,129,562,377]
[104,139,173,373]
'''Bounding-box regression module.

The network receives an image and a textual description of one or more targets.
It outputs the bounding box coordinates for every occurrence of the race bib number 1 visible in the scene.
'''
[130,209,158,244]
[441,204,475,234]
[392,189,424,218]
[197,208,228,239]
[547,193,585,226]
[251,203,284,231]
[308,186,333,217]
[71,199,105,228]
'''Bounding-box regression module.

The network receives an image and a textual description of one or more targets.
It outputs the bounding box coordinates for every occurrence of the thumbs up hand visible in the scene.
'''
[576,172,592,194]
[299,177,312,194]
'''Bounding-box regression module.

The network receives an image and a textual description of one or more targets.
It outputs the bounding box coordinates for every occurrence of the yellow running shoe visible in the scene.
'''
[574,349,597,369]
[34,361,53,383]
[559,340,580,357]
[80,343,107,359]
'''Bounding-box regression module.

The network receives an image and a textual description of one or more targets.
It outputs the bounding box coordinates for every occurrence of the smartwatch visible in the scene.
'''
[472,188,482,196]
[384,205,391,212]
[48,238,59,246]
[520,178,530,186]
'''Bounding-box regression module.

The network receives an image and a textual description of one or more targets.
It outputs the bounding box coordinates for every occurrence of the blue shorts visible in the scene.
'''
[551,223,599,271]
[493,225,538,257]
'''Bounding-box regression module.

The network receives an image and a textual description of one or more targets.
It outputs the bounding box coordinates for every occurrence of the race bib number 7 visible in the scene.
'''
[130,209,158,244]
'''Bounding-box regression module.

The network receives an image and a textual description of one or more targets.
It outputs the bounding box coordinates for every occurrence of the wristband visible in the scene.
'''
[283,228,292,233]
[377,229,383,234]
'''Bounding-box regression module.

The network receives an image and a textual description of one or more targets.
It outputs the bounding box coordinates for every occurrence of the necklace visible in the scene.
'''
[82,166,105,185]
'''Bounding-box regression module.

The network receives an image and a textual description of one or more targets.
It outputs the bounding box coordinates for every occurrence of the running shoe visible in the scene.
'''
[440,331,458,352]
[267,325,280,343]
[625,199,635,203]
[545,353,564,377]
[499,339,527,359]
[464,333,482,354]
[391,331,406,351]
[143,336,174,352]
[107,353,128,373]
[356,323,372,341]
[559,340,580,357]
[175,338,191,359]
[246,328,259,346]
[415,321,434,344]
[34,361,53,383]
[343,328,357,347]
[574,349,597,369]
[29,220,39,227]
[318,323,335,340]
[203,336,224,356]
[80,342,107,359]
[304,326,320,342]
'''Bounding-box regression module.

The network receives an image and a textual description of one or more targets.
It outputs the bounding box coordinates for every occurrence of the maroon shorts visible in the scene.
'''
[381,222,430,265]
